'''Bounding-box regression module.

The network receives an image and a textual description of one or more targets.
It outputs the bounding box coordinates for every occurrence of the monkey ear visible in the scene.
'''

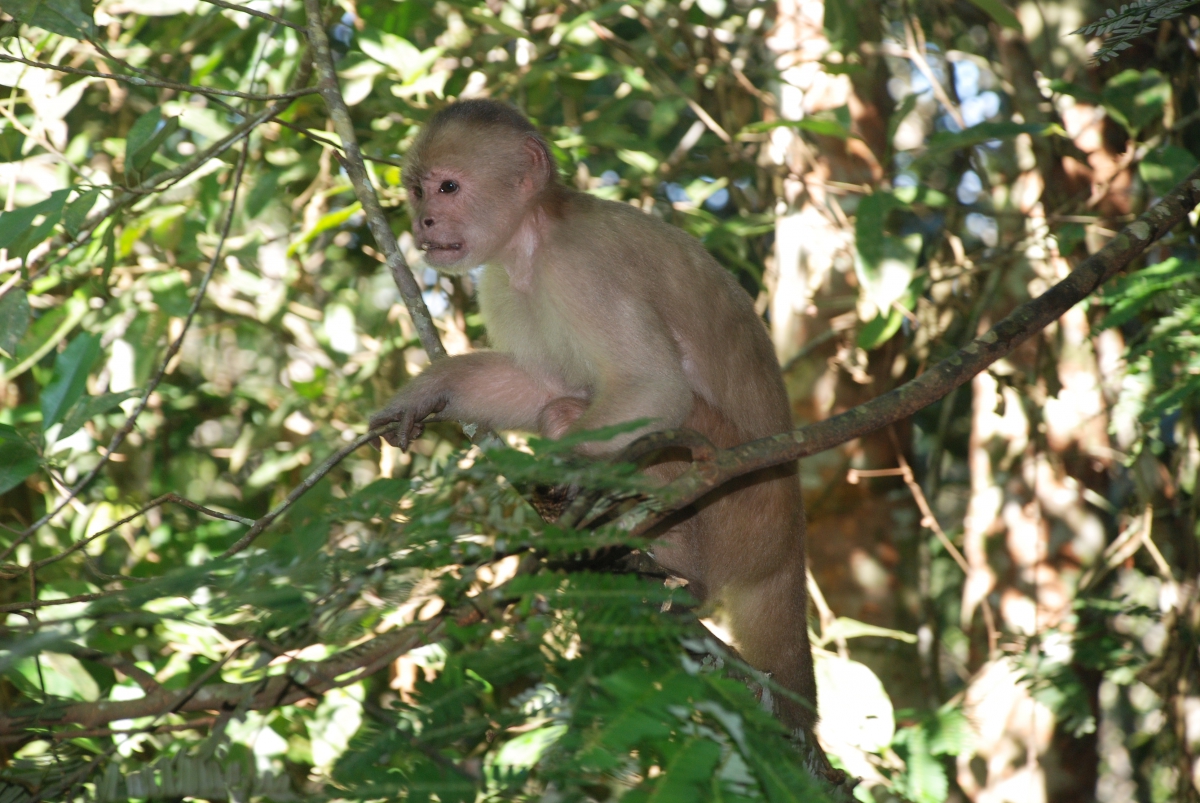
[523,136,554,188]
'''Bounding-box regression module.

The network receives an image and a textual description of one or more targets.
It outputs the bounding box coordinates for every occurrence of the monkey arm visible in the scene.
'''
[369,351,572,450]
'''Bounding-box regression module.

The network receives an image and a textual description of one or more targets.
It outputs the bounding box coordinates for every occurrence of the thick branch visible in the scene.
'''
[302,0,445,361]
[624,167,1200,536]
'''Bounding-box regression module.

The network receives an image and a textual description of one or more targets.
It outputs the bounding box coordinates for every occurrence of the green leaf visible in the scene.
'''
[245,169,282,219]
[740,117,854,139]
[927,706,975,756]
[925,121,1062,155]
[3,0,95,39]
[41,332,101,432]
[857,306,905,351]
[617,149,660,174]
[854,192,920,325]
[0,288,31,359]
[64,188,101,237]
[1097,258,1200,331]
[822,0,860,48]
[58,389,139,440]
[1103,69,1170,134]
[964,0,1020,29]
[287,202,362,255]
[1139,145,1198,196]
[0,424,39,495]
[125,108,179,182]
[643,737,722,801]
[824,616,918,644]
[894,725,948,803]
[0,189,70,257]
[0,126,26,162]
[1048,79,1103,106]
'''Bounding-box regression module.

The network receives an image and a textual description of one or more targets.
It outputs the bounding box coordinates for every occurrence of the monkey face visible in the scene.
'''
[405,123,544,275]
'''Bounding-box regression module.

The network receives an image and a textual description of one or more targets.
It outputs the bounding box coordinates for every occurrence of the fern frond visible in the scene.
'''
[1071,0,1199,63]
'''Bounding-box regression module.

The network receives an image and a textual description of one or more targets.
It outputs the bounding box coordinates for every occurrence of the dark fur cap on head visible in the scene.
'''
[406,98,561,195]
[426,98,540,136]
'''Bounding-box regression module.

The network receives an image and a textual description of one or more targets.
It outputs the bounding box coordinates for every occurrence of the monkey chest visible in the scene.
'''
[478,269,593,389]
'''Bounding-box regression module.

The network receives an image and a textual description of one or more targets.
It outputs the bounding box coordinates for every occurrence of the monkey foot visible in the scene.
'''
[789,727,858,801]
[528,482,578,521]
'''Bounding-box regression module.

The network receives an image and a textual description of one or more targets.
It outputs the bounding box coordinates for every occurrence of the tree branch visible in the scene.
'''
[619,166,1200,537]
[195,0,307,31]
[302,0,446,361]
[0,622,440,734]
[0,54,317,101]
[218,421,406,558]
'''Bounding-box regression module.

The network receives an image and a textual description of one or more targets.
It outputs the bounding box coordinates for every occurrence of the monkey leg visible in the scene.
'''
[641,398,817,730]
[699,467,816,732]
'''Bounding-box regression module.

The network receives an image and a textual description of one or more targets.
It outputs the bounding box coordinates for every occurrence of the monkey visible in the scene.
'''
[369,99,816,733]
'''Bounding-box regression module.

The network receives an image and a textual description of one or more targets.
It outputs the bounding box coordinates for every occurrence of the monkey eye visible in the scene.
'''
[411,185,423,199]
[439,180,458,194]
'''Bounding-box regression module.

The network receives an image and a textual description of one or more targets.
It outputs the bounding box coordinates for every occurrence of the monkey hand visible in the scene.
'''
[369,393,448,451]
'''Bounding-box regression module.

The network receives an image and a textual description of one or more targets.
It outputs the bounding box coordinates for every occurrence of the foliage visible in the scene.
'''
[1,0,1200,800]
[1072,0,1199,63]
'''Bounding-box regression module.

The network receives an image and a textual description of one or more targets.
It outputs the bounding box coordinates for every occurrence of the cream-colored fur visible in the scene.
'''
[371,100,815,730]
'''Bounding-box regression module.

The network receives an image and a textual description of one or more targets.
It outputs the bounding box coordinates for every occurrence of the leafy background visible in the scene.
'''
[1,0,1200,801]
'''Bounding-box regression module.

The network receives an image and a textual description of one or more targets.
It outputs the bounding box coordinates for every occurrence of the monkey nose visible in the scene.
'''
[422,217,435,228]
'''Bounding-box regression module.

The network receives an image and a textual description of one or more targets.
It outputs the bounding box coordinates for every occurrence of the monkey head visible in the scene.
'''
[403,100,558,275]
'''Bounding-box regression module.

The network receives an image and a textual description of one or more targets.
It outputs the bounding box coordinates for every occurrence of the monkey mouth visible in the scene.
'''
[420,241,463,253]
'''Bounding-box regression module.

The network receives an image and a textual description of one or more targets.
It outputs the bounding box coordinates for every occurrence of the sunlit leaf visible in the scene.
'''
[41,332,101,432]
[740,117,854,139]
[4,0,95,39]
[816,655,895,752]
[0,424,39,494]
[1139,145,1198,196]
[925,121,1063,154]
[965,0,1021,29]
[0,288,31,359]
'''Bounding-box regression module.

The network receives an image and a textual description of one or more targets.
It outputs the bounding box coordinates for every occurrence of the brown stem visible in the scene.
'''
[302,0,445,361]
[620,166,1200,537]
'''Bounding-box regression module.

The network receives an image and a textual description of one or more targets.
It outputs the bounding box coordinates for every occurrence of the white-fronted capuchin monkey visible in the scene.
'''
[370,100,815,732]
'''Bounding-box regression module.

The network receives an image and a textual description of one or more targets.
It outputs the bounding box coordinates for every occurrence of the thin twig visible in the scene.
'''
[196,0,307,31]
[0,53,317,100]
[218,421,406,558]
[2,146,252,562]
[887,432,1000,655]
[0,493,253,581]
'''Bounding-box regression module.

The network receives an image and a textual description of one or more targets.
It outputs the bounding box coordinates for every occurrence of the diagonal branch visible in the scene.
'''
[302,0,445,361]
[618,166,1200,537]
